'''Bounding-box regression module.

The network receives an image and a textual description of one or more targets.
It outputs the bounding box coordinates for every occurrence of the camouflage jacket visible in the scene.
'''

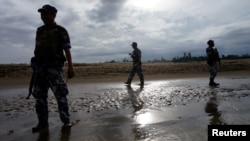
[206,47,220,65]
[131,48,142,64]
[34,23,71,64]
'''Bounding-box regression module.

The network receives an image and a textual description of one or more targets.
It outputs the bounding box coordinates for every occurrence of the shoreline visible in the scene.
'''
[0,70,249,88]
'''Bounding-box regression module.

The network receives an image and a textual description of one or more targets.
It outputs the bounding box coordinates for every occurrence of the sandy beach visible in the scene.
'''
[0,69,250,141]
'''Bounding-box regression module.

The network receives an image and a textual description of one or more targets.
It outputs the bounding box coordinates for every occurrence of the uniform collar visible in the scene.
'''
[44,22,57,29]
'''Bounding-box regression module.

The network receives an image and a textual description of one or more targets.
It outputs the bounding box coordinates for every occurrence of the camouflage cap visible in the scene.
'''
[38,4,57,14]
[207,40,214,45]
[131,42,137,47]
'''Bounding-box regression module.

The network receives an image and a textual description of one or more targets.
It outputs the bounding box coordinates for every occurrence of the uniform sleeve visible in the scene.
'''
[59,27,71,49]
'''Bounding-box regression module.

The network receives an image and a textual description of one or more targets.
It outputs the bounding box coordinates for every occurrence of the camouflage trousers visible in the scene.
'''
[208,62,217,79]
[31,62,70,125]
[127,63,144,84]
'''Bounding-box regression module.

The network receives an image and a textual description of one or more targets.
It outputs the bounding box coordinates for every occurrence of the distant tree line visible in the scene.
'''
[106,52,250,63]
[171,52,250,62]
[221,54,250,59]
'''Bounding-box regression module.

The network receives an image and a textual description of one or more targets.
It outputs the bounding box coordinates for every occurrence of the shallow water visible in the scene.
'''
[0,76,250,141]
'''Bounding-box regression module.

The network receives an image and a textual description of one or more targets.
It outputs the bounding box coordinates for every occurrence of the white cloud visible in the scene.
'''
[0,0,250,64]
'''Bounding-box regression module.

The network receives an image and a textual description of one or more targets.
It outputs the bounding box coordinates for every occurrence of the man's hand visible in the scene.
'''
[64,47,74,79]
[67,67,75,79]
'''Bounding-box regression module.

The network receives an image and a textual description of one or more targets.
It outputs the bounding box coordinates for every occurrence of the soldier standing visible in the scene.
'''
[31,4,75,132]
[206,40,221,86]
[125,42,144,86]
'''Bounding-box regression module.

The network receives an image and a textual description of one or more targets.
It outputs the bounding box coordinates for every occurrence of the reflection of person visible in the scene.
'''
[206,40,221,87]
[126,85,144,113]
[60,126,71,141]
[31,4,75,132]
[126,86,146,140]
[205,88,224,125]
[36,127,49,141]
[125,42,144,86]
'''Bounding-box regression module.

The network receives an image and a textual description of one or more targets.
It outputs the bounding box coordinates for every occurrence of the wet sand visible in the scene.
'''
[0,73,250,141]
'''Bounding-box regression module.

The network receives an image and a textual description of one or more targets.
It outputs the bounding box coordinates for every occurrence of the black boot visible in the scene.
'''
[139,74,144,86]
[32,123,49,133]
[213,81,220,86]
[209,78,213,86]
[209,78,219,87]
[124,78,132,85]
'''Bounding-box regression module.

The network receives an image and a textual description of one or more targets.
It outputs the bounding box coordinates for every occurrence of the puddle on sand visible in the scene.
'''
[0,77,250,141]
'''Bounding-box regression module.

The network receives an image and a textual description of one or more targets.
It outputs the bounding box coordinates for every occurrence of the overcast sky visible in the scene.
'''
[1,0,250,64]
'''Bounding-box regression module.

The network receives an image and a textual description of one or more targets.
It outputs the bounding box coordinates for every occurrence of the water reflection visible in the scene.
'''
[60,126,71,141]
[34,126,71,141]
[35,127,49,141]
[205,88,225,125]
[126,85,150,140]
[126,85,144,115]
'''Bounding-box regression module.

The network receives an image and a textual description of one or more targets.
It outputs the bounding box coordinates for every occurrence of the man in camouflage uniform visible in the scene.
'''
[125,42,144,86]
[31,4,75,132]
[206,40,221,87]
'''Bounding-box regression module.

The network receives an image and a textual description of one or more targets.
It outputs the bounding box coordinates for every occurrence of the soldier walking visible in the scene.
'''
[125,42,144,86]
